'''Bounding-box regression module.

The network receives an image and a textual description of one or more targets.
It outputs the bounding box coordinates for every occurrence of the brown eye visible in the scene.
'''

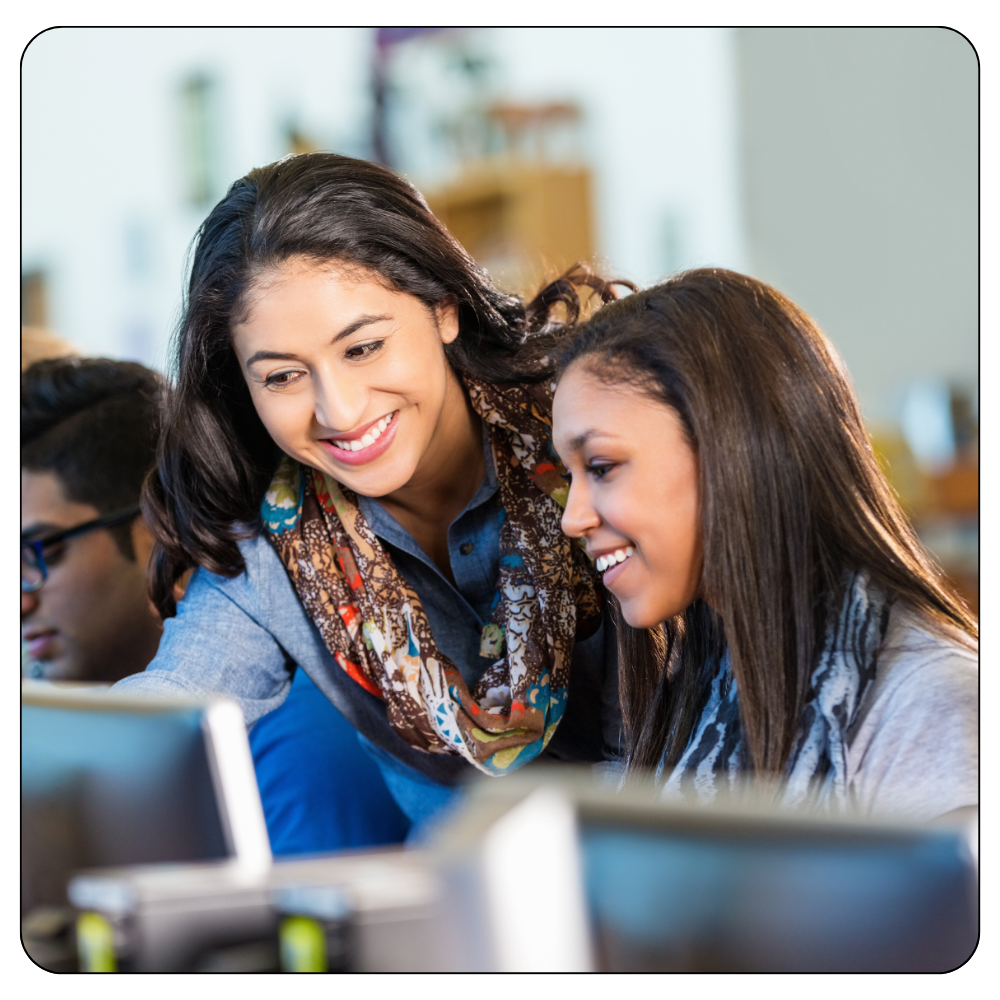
[586,463,614,481]
[345,340,384,360]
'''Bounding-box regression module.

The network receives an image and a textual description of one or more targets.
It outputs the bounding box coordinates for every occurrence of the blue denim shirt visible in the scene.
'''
[357,428,501,693]
[116,436,622,796]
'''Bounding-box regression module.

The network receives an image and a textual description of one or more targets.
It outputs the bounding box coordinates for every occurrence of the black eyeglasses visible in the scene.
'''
[21,505,142,592]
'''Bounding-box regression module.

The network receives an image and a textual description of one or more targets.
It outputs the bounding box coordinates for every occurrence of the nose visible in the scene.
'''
[312,366,368,433]
[560,478,601,539]
[21,588,39,619]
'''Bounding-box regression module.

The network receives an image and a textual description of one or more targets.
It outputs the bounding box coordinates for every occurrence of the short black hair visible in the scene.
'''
[21,357,164,559]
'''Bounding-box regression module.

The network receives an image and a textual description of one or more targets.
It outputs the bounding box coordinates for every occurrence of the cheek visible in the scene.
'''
[48,548,119,628]
[251,390,311,446]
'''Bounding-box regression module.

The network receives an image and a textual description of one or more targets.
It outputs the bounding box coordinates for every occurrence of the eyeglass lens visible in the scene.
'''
[21,544,46,591]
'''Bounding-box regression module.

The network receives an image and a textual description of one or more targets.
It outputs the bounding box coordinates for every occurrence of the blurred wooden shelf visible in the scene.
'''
[924,462,978,516]
[425,161,595,296]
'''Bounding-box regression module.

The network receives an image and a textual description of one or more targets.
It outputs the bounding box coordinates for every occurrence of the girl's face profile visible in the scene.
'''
[232,257,461,498]
[553,363,702,628]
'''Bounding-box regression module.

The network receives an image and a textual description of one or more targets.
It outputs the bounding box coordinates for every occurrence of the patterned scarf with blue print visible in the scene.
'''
[261,376,602,776]
[657,571,891,811]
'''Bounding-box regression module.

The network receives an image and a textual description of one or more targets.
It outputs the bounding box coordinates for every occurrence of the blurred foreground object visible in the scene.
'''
[433,770,978,972]
[21,326,77,371]
[426,102,594,295]
[69,849,442,972]
[64,768,976,972]
[21,683,270,969]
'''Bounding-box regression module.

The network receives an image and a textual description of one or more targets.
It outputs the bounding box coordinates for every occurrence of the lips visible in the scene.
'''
[22,629,58,661]
[319,410,399,467]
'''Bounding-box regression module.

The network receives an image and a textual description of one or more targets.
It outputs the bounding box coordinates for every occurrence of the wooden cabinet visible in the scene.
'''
[426,162,595,297]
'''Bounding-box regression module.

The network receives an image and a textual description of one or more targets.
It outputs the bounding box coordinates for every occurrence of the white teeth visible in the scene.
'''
[596,546,635,573]
[331,413,394,454]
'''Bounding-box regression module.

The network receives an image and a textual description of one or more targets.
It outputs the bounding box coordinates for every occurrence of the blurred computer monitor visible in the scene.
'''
[434,771,978,973]
[21,682,271,915]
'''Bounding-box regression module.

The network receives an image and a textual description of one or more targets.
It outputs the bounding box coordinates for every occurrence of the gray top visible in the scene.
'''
[844,604,978,821]
[116,437,623,786]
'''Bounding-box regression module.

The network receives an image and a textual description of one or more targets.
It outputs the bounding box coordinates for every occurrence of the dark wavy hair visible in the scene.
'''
[557,268,977,776]
[146,152,628,617]
[22,357,163,560]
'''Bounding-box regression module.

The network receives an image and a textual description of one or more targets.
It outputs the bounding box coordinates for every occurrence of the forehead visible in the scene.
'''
[21,468,97,529]
[553,365,646,438]
[233,258,412,341]
[553,362,690,455]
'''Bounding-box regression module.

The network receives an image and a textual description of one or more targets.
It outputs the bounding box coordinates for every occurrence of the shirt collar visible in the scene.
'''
[359,418,498,550]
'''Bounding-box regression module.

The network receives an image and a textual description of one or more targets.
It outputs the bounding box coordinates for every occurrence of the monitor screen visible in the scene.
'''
[22,688,245,914]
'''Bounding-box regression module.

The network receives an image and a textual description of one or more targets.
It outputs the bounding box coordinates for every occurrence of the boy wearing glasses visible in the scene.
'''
[21,358,164,682]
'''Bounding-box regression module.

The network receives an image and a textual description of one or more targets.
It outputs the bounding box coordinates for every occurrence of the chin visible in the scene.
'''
[616,596,659,630]
[616,591,689,630]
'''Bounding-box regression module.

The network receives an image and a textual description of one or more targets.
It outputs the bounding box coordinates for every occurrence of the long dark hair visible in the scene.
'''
[145,152,626,617]
[557,269,977,776]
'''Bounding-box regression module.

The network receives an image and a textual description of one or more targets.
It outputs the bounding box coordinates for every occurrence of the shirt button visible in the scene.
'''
[459,542,474,555]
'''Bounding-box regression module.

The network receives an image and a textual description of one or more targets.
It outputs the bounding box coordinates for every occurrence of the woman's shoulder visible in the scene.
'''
[184,530,299,618]
[859,603,977,719]
[876,603,977,685]
[846,602,978,820]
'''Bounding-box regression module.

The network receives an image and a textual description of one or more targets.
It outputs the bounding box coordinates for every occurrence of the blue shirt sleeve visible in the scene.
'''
[114,541,296,724]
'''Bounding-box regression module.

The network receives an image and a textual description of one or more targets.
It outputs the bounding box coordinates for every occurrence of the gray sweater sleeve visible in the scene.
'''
[846,610,978,822]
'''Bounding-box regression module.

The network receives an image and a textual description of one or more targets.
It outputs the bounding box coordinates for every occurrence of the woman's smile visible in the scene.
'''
[592,543,636,584]
[320,410,399,466]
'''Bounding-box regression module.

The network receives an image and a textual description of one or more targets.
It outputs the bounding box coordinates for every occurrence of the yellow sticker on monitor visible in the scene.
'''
[76,912,116,973]
[280,915,327,973]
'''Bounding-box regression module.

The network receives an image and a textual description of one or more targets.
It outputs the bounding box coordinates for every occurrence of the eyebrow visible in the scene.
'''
[565,429,599,452]
[243,313,392,367]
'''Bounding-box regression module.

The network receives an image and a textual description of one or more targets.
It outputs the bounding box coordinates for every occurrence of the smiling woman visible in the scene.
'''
[552,270,978,823]
[119,152,630,829]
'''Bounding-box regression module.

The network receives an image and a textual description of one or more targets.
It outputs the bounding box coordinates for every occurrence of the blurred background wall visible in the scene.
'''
[21,26,978,607]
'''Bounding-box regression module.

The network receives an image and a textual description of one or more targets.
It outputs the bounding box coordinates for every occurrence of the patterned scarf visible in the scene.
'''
[261,377,602,776]
[657,572,891,811]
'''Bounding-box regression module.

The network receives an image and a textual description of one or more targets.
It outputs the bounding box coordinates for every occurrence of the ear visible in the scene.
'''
[435,299,461,346]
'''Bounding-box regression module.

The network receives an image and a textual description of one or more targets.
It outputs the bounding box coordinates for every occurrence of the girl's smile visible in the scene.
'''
[321,410,399,466]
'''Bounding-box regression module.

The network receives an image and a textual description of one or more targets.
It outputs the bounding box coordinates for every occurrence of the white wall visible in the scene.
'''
[736,28,978,423]
[22,27,372,370]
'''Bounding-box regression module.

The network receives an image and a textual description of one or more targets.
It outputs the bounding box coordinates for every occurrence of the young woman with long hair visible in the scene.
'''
[117,152,629,828]
[552,269,977,820]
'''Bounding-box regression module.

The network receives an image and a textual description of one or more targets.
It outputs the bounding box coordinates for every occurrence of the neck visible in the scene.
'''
[380,367,485,532]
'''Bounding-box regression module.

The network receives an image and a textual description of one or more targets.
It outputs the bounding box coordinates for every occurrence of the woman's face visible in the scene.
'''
[553,362,702,628]
[232,257,461,498]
